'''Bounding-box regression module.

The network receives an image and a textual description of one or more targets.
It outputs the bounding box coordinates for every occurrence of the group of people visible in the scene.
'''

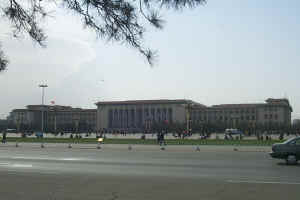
[69,134,83,139]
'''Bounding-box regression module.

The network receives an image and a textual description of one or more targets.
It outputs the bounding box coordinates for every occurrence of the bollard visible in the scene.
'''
[68,143,72,148]
[15,142,19,148]
[97,143,101,149]
[160,143,166,150]
[128,144,132,150]
[196,146,200,151]
[41,143,45,148]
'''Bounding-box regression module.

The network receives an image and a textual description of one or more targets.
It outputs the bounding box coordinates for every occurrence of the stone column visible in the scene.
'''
[113,109,118,128]
[134,107,138,128]
[125,108,128,129]
[118,108,121,128]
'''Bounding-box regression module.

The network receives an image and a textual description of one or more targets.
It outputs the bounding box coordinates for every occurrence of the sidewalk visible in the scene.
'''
[7,133,295,140]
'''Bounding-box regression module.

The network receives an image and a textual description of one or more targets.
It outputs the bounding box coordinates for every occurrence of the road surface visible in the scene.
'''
[0,144,299,200]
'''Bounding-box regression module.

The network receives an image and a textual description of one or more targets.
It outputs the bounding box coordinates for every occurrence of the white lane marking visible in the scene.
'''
[227,180,300,185]
[11,164,33,168]
[13,156,51,160]
[13,156,89,161]
[60,158,83,161]
[0,162,10,166]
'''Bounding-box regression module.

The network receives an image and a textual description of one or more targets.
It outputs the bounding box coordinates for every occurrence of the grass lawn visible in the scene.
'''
[5,137,283,146]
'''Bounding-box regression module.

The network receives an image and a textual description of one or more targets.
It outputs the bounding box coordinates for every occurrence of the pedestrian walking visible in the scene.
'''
[2,131,7,143]
[159,132,166,146]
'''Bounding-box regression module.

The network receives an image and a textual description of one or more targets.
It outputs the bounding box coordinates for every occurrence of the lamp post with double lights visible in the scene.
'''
[39,84,48,136]
[185,102,193,136]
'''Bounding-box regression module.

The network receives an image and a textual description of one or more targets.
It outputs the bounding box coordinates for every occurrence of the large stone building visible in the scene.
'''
[96,99,202,131]
[96,98,293,132]
[8,105,96,132]
[8,98,292,133]
[190,98,292,128]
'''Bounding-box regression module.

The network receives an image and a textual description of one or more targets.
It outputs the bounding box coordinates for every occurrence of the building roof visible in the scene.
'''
[54,109,96,113]
[96,99,205,106]
[266,98,289,103]
[27,105,73,110]
[11,105,96,113]
[11,109,28,112]
[211,104,264,108]
[209,98,292,111]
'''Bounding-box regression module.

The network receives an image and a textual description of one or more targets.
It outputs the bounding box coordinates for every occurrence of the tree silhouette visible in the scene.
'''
[0,44,8,71]
[0,0,206,71]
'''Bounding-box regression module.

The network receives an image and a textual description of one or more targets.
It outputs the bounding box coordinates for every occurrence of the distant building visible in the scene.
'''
[8,105,96,132]
[293,119,300,125]
[96,98,293,132]
[191,98,292,128]
[0,119,8,131]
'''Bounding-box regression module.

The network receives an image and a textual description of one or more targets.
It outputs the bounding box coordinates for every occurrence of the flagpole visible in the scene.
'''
[54,107,57,134]
[53,101,57,134]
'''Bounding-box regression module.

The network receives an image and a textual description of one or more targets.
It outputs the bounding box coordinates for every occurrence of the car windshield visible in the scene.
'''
[283,137,297,144]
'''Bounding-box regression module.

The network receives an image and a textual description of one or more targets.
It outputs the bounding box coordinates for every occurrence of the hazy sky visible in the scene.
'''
[1,0,300,119]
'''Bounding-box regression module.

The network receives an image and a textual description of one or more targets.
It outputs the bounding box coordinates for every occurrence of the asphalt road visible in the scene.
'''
[0,144,299,200]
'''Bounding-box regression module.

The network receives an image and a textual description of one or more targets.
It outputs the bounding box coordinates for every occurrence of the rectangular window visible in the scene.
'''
[269,114,273,119]
[246,116,250,120]
[274,114,278,120]
[252,116,255,120]
[264,114,268,119]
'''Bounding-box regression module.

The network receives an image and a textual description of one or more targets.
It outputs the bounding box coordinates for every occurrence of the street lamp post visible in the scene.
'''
[39,84,48,135]
[186,103,192,135]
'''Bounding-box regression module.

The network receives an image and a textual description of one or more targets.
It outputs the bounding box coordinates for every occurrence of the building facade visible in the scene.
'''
[96,98,293,132]
[8,105,96,132]
[96,100,202,131]
[293,119,300,125]
[190,98,292,128]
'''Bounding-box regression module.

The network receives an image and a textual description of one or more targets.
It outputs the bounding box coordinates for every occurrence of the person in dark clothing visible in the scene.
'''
[161,133,165,145]
[157,133,161,144]
[279,133,284,140]
[2,131,7,143]
[158,133,166,146]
